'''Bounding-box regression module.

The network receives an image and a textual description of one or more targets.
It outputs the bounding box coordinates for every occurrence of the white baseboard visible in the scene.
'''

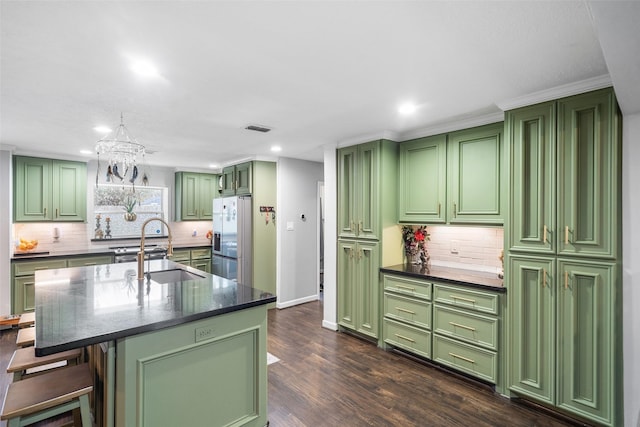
[322,320,338,331]
[276,294,318,309]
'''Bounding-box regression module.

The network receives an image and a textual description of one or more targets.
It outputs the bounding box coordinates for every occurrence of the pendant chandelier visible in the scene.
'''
[95,113,149,187]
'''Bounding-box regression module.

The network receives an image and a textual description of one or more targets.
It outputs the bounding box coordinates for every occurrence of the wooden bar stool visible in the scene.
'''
[15,327,34,348]
[7,347,84,381]
[0,363,93,427]
[17,313,35,328]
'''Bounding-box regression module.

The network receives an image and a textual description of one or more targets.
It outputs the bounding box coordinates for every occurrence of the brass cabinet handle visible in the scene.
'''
[438,203,441,216]
[55,208,58,218]
[449,321,476,332]
[235,180,238,191]
[44,207,47,217]
[449,352,475,364]
[359,221,363,234]
[396,284,416,291]
[453,203,457,218]
[450,294,476,304]
[542,269,547,288]
[564,271,569,290]
[34,267,50,271]
[543,225,548,243]
[395,333,415,343]
[565,226,569,245]
[358,249,363,260]
[396,307,416,315]
[351,221,355,233]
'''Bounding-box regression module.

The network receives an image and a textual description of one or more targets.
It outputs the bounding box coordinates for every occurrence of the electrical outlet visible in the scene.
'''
[450,240,459,254]
[195,326,215,342]
[192,229,197,237]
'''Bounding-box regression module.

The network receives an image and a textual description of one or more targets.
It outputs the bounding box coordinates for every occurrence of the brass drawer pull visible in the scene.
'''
[55,208,58,218]
[396,307,416,315]
[449,352,475,364]
[564,271,569,290]
[450,295,476,304]
[542,269,547,288]
[396,284,416,291]
[543,225,548,243]
[44,207,47,217]
[438,203,441,216]
[565,225,569,244]
[449,321,476,332]
[395,333,415,343]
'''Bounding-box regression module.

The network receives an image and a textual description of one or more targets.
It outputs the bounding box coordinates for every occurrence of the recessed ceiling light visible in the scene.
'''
[130,59,160,78]
[208,163,218,169]
[270,146,282,153]
[93,126,112,134]
[80,149,93,155]
[398,103,418,115]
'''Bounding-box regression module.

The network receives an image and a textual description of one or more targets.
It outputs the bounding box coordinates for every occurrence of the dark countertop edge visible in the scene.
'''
[380,265,506,293]
[11,244,212,261]
[35,295,276,357]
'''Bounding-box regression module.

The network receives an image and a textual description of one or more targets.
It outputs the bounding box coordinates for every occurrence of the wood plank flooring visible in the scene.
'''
[0,302,585,426]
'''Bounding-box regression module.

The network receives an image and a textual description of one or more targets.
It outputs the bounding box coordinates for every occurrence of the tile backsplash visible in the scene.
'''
[423,225,504,273]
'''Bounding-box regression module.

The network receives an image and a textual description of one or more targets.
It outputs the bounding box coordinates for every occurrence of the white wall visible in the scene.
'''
[0,150,12,317]
[276,157,323,308]
[322,145,338,330]
[622,112,640,427]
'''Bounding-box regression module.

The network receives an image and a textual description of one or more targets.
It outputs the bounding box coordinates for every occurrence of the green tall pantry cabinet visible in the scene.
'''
[337,140,399,340]
[506,88,621,426]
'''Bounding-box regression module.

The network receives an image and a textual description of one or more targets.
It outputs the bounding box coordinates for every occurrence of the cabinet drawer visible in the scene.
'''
[67,255,113,268]
[190,248,211,260]
[432,334,497,384]
[384,292,431,330]
[13,259,67,276]
[383,275,431,301]
[433,305,498,351]
[169,250,190,263]
[433,283,498,315]
[383,318,431,360]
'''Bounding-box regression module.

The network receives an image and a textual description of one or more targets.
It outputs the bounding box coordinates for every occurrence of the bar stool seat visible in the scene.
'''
[17,313,35,328]
[15,327,34,348]
[0,363,93,427]
[7,347,83,381]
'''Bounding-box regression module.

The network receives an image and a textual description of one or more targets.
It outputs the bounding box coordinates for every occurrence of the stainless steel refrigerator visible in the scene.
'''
[212,195,252,283]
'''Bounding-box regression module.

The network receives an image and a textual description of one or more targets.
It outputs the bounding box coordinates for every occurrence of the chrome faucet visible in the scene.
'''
[137,217,174,280]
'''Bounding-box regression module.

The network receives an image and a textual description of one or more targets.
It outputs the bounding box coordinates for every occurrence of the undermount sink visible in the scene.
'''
[147,269,205,284]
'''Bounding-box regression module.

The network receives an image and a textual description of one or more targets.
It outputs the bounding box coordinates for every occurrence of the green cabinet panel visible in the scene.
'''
[433,304,499,351]
[14,275,37,313]
[432,334,498,384]
[175,172,217,221]
[507,102,556,254]
[66,255,114,268]
[14,156,86,222]
[222,162,252,196]
[337,146,357,238]
[337,239,379,339]
[383,318,432,359]
[448,123,504,224]
[557,90,620,259]
[398,135,447,223]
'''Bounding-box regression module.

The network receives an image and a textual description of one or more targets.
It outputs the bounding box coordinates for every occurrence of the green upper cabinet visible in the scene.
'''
[448,122,504,225]
[222,162,252,196]
[398,134,447,223]
[14,156,86,222]
[507,88,620,259]
[507,102,556,254]
[557,89,620,259]
[175,172,217,221]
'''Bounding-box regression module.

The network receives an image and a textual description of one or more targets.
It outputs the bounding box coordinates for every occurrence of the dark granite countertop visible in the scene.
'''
[33,259,276,356]
[11,244,211,261]
[380,264,505,292]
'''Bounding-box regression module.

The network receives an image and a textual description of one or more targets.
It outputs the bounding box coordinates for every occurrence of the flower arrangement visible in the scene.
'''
[402,225,430,264]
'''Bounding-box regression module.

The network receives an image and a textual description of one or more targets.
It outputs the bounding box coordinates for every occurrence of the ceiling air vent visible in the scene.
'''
[245,124,272,133]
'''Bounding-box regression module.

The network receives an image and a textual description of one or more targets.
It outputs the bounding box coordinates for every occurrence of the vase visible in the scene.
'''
[124,212,137,222]
[405,249,422,265]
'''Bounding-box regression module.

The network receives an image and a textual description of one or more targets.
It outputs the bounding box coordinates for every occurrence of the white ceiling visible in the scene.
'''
[1,1,639,171]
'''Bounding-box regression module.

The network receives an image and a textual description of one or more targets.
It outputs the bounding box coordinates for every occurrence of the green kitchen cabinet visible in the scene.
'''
[222,162,252,196]
[175,172,217,221]
[447,122,504,224]
[398,134,447,223]
[507,88,620,259]
[14,156,87,222]
[190,247,212,273]
[337,239,380,339]
[509,255,619,426]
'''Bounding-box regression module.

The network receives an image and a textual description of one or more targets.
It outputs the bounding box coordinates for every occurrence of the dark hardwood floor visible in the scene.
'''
[1,301,583,426]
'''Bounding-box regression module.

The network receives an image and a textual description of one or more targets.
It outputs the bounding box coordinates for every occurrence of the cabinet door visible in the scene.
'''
[556,259,616,425]
[198,174,217,219]
[337,240,356,329]
[14,275,36,313]
[507,103,556,254]
[557,89,620,259]
[399,135,447,223]
[191,259,211,273]
[52,160,86,221]
[14,157,51,221]
[448,123,504,224]
[337,147,358,238]
[356,141,379,240]
[179,173,200,220]
[235,162,252,195]
[509,255,555,405]
[221,166,236,196]
[355,241,379,338]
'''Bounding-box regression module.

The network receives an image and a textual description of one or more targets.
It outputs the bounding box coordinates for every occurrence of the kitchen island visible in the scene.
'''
[34,259,275,427]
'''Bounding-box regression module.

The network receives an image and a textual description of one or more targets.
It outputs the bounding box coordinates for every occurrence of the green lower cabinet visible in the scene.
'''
[509,255,619,426]
[383,318,432,359]
[432,334,498,384]
[337,240,379,339]
[12,258,68,313]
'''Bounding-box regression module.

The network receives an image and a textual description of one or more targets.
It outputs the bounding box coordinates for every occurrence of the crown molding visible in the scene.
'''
[337,130,401,148]
[496,74,612,111]
[398,111,505,142]
[0,144,17,152]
